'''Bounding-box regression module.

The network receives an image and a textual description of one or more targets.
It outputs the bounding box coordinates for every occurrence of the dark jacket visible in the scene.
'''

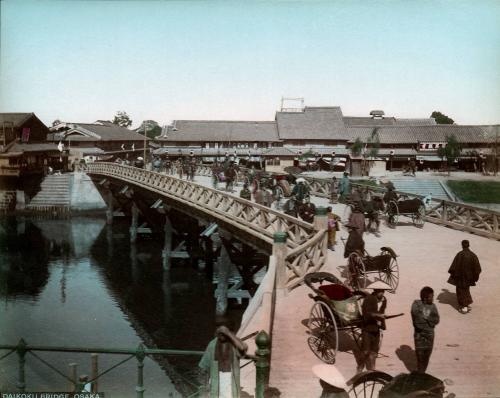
[239,188,252,200]
[411,300,439,334]
[343,230,365,258]
[448,248,482,288]
[362,293,387,332]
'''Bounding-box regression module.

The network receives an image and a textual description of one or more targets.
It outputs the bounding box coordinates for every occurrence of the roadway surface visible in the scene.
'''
[192,174,500,397]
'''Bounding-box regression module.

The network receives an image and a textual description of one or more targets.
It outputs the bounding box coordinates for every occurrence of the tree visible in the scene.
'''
[431,111,454,125]
[112,111,132,128]
[367,128,380,159]
[437,134,461,175]
[351,137,363,157]
[52,119,61,127]
[137,120,163,139]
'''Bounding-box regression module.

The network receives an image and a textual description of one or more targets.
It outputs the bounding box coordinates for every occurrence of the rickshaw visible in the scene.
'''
[347,247,399,293]
[305,272,403,365]
[386,196,426,228]
[305,272,367,364]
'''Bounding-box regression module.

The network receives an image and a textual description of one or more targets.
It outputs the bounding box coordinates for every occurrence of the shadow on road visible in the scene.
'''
[436,288,459,310]
[395,344,417,372]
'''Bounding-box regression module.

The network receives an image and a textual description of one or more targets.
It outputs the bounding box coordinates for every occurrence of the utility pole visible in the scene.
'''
[143,122,147,164]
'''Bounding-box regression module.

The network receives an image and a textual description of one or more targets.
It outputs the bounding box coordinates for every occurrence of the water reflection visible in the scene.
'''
[0,216,244,395]
[0,218,50,299]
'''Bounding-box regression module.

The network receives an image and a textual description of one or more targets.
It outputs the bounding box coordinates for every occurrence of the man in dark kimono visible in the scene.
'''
[239,183,252,200]
[448,240,482,314]
[411,286,440,373]
[343,224,365,259]
[358,281,390,373]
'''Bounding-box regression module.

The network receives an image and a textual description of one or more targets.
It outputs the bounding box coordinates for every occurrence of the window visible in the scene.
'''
[266,157,280,166]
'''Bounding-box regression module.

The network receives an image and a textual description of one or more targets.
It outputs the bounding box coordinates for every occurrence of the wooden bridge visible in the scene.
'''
[84,163,500,397]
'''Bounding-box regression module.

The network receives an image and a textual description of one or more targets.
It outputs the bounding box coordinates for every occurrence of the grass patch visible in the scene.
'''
[447,180,500,203]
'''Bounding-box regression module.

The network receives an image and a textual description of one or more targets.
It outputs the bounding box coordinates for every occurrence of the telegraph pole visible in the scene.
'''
[143,122,147,164]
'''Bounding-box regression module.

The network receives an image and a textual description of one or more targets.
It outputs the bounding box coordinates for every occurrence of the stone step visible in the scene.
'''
[29,174,72,208]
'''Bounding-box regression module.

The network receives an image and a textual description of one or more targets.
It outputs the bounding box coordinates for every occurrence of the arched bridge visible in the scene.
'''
[85,162,328,290]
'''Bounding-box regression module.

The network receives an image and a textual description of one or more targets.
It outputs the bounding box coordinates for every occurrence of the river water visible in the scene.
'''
[0,216,244,397]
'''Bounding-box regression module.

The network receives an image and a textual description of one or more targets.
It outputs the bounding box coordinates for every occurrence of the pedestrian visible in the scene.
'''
[298,197,316,223]
[326,206,341,251]
[312,364,349,398]
[348,204,366,236]
[357,280,391,373]
[239,183,252,200]
[198,324,248,398]
[447,240,482,314]
[292,178,310,203]
[338,172,350,203]
[411,286,440,373]
[329,177,338,204]
[343,223,365,259]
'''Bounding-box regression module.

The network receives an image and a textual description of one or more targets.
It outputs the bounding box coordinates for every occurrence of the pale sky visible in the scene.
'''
[1,0,499,128]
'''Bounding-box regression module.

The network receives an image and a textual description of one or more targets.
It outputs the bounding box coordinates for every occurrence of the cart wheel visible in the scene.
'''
[387,201,399,227]
[378,250,399,293]
[348,371,393,398]
[413,204,426,227]
[348,252,367,289]
[307,301,339,364]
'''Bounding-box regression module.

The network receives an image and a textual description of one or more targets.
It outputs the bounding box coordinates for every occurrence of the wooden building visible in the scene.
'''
[0,113,63,178]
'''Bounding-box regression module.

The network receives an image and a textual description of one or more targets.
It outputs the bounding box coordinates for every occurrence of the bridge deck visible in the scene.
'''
[188,174,500,396]
[269,203,500,398]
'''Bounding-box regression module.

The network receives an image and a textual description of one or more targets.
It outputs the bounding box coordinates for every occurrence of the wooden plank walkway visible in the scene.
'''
[269,203,500,398]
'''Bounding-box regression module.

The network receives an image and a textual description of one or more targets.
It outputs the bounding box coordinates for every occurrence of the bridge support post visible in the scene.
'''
[273,232,288,292]
[162,214,173,270]
[255,331,271,398]
[313,206,328,230]
[215,242,231,316]
[91,353,98,393]
[69,363,77,392]
[203,236,214,279]
[16,338,27,392]
[130,203,139,244]
[106,189,114,225]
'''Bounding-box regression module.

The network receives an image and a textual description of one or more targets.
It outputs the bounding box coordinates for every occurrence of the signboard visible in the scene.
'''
[419,142,446,151]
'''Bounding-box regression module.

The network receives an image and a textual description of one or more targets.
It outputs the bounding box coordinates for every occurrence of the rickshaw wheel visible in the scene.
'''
[348,371,393,398]
[413,204,426,228]
[378,250,399,293]
[307,301,338,364]
[348,252,366,289]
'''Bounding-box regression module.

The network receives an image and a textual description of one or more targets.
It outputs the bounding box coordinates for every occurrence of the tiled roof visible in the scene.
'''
[375,125,488,144]
[262,147,297,157]
[0,113,35,127]
[276,107,347,140]
[345,125,487,144]
[74,123,147,141]
[8,143,60,153]
[153,147,267,156]
[158,120,279,142]
[343,117,436,127]
[394,118,437,126]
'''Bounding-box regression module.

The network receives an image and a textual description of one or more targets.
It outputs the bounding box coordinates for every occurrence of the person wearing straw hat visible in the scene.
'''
[358,280,391,373]
[312,364,349,398]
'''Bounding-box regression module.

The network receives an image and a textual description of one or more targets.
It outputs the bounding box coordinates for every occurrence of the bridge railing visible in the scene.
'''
[0,338,204,396]
[302,175,500,240]
[85,163,328,288]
